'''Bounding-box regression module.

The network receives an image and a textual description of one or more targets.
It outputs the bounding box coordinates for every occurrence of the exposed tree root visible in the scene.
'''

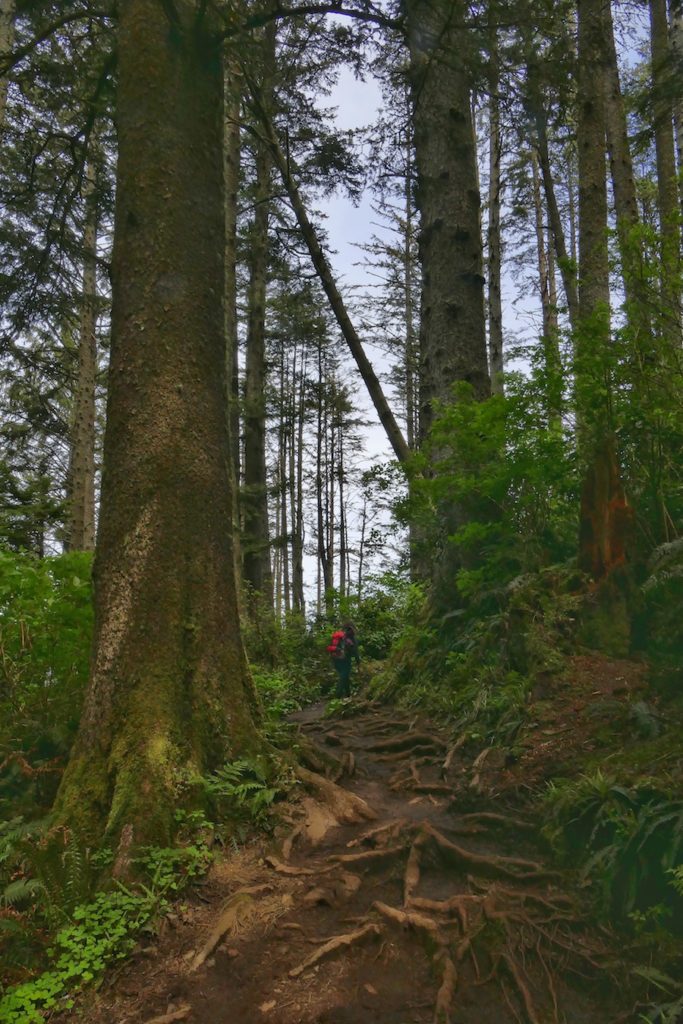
[288,923,381,978]
[403,840,422,906]
[372,745,440,764]
[420,822,549,880]
[265,855,332,877]
[295,765,376,823]
[441,734,467,777]
[347,818,410,849]
[332,844,406,869]
[412,782,456,796]
[143,1007,191,1024]
[372,900,443,944]
[189,885,272,971]
[433,953,457,1024]
[454,811,535,832]
[366,733,447,754]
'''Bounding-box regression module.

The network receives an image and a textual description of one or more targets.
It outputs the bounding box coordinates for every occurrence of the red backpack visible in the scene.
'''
[327,630,347,659]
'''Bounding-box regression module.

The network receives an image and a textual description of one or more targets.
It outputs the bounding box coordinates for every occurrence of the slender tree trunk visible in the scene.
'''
[247,86,410,465]
[0,0,15,130]
[242,24,276,606]
[403,114,419,449]
[338,419,346,599]
[650,0,682,331]
[671,0,683,211]
[532,102,580,328]
[68,153,98,551]
[292,349,306,614]
[404,0,490,439]
[56,0,260,848]
[487,32,504,393]
[531,151,562,423]
[577,0,629,581]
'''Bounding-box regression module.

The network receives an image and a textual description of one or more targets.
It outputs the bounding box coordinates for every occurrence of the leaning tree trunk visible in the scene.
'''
[671,0,683,213]
[576,0,629,581]
[404,0,490,439]
[67,153,99,552]
[56,0,260,849]
[531,150,562,425]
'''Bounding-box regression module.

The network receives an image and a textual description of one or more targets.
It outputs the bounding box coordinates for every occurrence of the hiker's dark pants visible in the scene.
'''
[333,659,352,698]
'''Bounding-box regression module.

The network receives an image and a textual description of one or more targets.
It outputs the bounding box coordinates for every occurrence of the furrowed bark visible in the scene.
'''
[56,0,260,848]
[404,0,490,437]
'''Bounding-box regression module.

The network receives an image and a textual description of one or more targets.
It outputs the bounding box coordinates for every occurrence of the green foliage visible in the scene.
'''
[0,550,93,819]
[544,771,683,924]
[407,375,578,610]
[0,887,162,1022]
[202,758,282,832]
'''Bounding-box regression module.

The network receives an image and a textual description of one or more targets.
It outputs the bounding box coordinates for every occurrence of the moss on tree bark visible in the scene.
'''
[55,0,261,849]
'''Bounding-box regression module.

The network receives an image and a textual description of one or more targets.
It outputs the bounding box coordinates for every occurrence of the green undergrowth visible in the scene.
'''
[0,751,295,1017]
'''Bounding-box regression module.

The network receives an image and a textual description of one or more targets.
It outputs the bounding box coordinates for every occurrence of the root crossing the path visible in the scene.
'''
[82,700,629,1024]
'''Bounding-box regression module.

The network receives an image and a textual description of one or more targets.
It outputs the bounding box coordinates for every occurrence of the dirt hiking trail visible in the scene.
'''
[83,699,630,1024]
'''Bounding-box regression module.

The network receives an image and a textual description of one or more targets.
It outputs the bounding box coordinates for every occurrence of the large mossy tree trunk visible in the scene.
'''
[56,0,261,849]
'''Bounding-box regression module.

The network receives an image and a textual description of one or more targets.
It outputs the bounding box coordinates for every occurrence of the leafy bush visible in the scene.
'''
[0,550,93,819]
[544,771,683,925]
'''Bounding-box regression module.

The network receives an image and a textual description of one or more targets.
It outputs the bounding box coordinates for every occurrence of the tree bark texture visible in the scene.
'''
[650,0,681,331]
[67,154,98,552]
[487,39,504,394]
[56,0,260,847]
[0,0,15,130]
[224,63,242,546]
[577,0,629,580]
[671,0,683,211]
[531,151,562,423]
[404,0,490,438]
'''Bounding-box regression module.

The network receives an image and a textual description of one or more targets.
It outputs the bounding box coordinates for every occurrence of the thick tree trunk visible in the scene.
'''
[487,35,504,393]
[56,0,260,848]
[68,154,98,552]
[224,64,242,548]
[0,0,15,130]
[577,0,629,581]
[404,0,490,438]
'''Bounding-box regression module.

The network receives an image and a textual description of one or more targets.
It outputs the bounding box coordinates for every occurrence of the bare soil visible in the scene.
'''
[79,695,637,1024]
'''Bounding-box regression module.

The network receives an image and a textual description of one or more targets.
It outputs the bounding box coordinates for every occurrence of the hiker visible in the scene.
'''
[327,622,360,699]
